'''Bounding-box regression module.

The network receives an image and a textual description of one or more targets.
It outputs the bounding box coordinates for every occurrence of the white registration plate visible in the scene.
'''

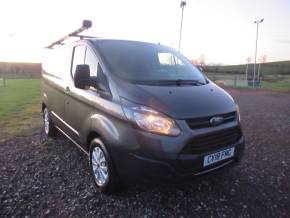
[203,147,235,167]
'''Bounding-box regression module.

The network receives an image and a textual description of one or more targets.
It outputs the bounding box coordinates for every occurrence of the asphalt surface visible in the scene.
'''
[1,88,290,217]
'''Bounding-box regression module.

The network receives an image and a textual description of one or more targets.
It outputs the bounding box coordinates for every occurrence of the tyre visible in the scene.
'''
[89,138,121,194]
[43,107,58,137]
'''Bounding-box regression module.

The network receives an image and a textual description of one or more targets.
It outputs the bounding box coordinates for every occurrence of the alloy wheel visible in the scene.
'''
[91,146,109,186]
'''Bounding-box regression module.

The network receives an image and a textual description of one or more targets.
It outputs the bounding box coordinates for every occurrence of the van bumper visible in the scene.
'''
[113,135,245,183]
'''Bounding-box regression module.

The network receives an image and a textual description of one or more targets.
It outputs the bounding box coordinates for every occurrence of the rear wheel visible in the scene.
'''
[43,107,58,137]
[89,138,121,194]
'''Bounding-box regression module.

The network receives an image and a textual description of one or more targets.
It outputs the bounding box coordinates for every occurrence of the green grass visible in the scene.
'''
[0,79,42,140]
[0,79,41,118]
[219,80,290,90]
[206,60,290,75]
[207,76,290,91]
[261,81,290,90]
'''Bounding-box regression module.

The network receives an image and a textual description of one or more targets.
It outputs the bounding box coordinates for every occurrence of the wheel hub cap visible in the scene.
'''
[92,147,109,186]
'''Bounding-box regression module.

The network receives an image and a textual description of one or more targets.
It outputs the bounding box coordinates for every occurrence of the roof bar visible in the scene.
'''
[46,20,93,49]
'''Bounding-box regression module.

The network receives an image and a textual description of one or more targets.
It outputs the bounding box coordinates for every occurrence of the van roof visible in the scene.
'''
[88,38,163,47]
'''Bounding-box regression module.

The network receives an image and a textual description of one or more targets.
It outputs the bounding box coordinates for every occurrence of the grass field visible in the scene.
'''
[261,81,290,90]
[206,60,290,75]
[0,79,41,117]
[206,73,290,91]
[0,79,42,140]
[213,79,290,90]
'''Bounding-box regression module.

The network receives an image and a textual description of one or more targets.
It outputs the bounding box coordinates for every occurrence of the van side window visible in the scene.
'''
[85,48,98,77]
[71,45,86,77]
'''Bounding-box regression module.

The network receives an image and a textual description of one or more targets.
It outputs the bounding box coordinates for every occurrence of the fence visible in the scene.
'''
[205,73,290,89]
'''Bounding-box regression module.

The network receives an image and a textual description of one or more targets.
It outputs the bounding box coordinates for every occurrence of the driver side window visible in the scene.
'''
[71,45,86,78]
[85,48,98,77]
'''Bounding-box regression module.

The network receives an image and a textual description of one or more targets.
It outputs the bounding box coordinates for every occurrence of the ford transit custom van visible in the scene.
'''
[42,37,245,193]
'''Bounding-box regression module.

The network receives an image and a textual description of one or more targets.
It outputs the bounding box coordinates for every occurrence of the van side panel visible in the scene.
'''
[63,85,132,149]
[42,74,65,126]
[42,46,73,129]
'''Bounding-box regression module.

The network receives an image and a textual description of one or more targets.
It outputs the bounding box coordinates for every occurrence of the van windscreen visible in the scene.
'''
[95,40,206,85]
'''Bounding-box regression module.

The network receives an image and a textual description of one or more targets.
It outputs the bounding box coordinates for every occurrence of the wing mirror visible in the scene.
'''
[74,64,110,96]
[74,64,91,89]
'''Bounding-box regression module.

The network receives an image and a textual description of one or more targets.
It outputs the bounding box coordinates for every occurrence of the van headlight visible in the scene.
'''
[123,105,181,136]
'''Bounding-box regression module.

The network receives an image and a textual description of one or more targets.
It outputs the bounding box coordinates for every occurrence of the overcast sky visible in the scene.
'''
[0,0,289,64]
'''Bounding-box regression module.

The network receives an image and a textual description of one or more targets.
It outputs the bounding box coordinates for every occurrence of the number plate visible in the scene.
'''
[203,147,235,167]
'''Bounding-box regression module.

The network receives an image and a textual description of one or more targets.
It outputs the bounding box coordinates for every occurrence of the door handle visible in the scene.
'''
[65,86,70,92]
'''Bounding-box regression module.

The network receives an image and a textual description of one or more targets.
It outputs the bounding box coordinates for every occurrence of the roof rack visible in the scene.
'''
[46,20,94,49]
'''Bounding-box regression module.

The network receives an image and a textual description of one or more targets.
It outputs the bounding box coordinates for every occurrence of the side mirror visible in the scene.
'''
[74,64,91,89]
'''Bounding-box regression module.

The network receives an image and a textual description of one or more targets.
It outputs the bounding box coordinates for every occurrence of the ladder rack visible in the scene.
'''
[46,20,93,49]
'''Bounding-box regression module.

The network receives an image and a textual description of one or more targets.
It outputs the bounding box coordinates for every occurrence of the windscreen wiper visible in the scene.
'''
[175,79,205,86]
[136,79,205,86]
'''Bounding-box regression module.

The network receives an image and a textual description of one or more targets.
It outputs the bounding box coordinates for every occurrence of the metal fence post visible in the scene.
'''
[234,76,237,88]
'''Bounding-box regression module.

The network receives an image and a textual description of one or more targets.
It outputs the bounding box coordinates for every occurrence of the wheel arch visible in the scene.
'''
[42,102,46,112]
[82,113,122,153]
[86,131,101,152]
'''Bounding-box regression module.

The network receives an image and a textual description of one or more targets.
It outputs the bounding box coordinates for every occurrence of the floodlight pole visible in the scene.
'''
[178,1,186,51]
[253,18,264,87]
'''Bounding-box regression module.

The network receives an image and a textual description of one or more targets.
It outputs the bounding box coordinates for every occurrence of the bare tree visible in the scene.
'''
[199,55,206,66]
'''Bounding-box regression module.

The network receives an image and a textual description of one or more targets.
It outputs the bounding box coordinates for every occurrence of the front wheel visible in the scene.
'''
[43,107,58,137]
[89,139,121,194]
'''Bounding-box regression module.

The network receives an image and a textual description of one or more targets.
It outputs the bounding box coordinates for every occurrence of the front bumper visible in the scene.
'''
[114,134,245,183]
[106,114,245,183]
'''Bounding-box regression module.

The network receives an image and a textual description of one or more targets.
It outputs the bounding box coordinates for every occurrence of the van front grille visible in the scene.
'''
[186,112,237,129]
[182,127,242,154]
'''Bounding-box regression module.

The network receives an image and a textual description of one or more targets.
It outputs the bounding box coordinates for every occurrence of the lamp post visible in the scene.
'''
[252,18,264,87]
[178,1,186,51]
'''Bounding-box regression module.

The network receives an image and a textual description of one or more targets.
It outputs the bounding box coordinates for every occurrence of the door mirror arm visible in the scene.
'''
[90,77,112,98]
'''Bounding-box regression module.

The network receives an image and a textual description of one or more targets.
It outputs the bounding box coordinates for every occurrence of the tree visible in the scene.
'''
[199,55,206,66]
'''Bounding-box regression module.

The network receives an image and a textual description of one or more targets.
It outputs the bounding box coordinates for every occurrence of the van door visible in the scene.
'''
[64,45,101,143]
[62,44,86,140]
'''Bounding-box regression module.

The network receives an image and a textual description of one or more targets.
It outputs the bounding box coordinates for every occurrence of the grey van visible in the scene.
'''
[42,38,245,193]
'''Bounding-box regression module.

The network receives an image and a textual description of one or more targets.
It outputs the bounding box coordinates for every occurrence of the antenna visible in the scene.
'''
[46,20,93,49]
